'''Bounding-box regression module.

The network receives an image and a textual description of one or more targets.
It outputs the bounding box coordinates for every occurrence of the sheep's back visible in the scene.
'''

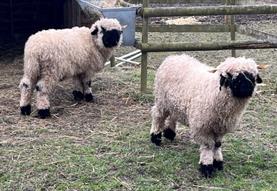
[25,27,92,62]
[155,54,216,99]
[23,27,103,78]
[154,54,219,124]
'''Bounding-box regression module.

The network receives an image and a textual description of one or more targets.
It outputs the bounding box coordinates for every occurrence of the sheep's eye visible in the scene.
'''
[226,72,232,79]
[120,31,123,34]
[91,27,98,35]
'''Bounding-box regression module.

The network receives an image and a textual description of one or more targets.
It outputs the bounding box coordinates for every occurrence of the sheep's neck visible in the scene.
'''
[215,90,250,117]
[98,47,113,63]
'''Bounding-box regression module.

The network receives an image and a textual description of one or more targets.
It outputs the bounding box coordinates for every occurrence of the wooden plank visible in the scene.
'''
[142,4,277,17]
[0,0,11,3]
[137,40,277,52]
[0,3,10,8]
[226,0,236,57]
[0,28,10,32]
[12,3,33,9]
[110,55,116,67]
[12,12,34,17]
[0,18,10,23]
[237,25,277,41]
[66,0,73,27]
[141,0,149,93]
[72,0,81,26]
[136,24,230,32]
[0,10,10,17]
[72,0,77,26]
[119,0,134,7]
[129,0,223,4]
[64,0,69,27]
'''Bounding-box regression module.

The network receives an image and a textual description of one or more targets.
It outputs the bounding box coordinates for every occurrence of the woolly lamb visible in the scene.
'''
[150,54,263,177]
[19,18,123,118]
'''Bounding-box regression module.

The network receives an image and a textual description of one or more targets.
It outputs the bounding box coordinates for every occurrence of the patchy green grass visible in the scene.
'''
[1,21,277,190]
[122,69,155,104]
[1,65,276,191]
[1,120,276,190]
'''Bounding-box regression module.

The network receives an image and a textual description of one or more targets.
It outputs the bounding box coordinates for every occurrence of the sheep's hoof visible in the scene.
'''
[199,163,214,178]
[213,160,224,171]
[215,141,222,148]
[85,93,95,102]
[20,105,31,115]
[38,109,50,119]
[163,128,176,141]
[151,133,162,146]
[73,90,84,101]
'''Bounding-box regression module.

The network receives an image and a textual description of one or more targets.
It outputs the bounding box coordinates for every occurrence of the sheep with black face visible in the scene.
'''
[19,18,123,118]
[150,54,263,178]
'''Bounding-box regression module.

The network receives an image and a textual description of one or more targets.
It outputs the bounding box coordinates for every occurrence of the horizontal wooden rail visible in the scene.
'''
[237,25,277,41]
[119,0,136,7]
[136,40,277,52]
[136,24,230,32]
[141,4,277,17]
[129,0,223,4]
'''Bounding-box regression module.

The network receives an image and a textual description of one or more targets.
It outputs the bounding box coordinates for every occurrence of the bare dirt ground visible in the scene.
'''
[0,14,277,190]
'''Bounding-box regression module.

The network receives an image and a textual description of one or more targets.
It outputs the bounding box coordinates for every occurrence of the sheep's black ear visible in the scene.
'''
[219,74,226,90]
[101,26,106,33]
[256,74,263,83]
[91,27,98,35]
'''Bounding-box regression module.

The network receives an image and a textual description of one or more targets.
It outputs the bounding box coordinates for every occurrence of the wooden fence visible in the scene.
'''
[129,0,225,4]
[136,0,277,92]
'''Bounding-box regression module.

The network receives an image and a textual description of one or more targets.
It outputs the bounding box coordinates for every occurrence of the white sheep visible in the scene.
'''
[150,54,263,177]
[19,18,123,118]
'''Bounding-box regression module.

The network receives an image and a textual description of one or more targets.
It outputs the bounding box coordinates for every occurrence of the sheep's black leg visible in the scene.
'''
[163,128,176,141]
[72,90,84,101]
[163,117,177,141]
[151,132,162,146]
[78,73,95,103]
[213,160,224,171]
[84,93,95,102]
[199,163,214,178]
[73,75,95,102]
[72,75,85,101]
[19,78,34,116]
[36,78,53,119]
[150,106,168,146]
[37,108,50,119]
[199,145,215,178]
[83,80,95,102]
[213,141,224,171]
[20,104,31,115]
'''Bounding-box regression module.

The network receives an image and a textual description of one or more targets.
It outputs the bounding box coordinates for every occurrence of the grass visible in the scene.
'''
[1,66,276,191]
[1,20,277,190]
[1,121,276,190]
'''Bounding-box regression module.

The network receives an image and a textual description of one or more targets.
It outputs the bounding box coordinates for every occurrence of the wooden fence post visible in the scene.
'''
[141,0,149,93]
[226,0,236,57]
[110,55,116,67]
